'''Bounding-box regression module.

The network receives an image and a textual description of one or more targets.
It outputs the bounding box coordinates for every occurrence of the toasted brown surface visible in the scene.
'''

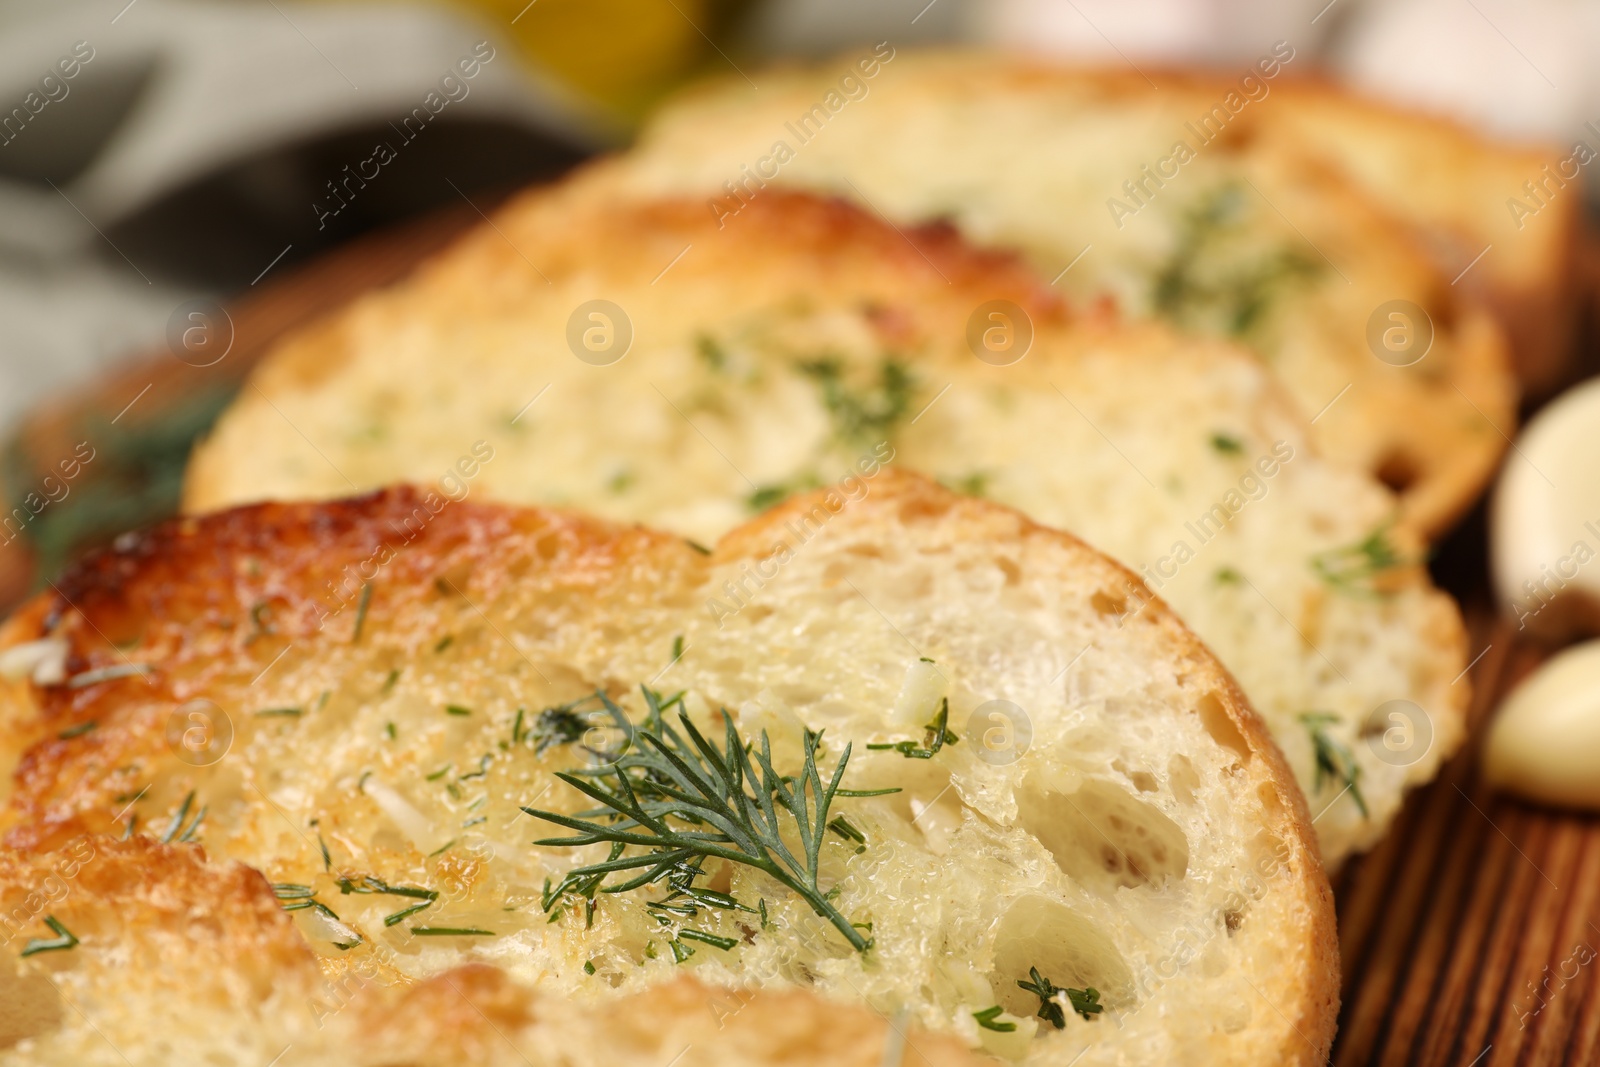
[1,474,1337,1065]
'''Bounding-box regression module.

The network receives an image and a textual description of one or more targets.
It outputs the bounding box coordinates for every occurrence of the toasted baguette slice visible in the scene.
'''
[184,187,1467,864]
[601,49,1516,535]
[0,475,1338,1064]
[1249,76,1580,392]
[0,837,979,1067]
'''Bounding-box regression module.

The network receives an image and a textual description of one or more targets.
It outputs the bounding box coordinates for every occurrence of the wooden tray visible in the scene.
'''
[3,203,1595,1067]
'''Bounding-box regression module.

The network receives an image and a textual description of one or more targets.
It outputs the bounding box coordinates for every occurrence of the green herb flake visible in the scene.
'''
[973,1006,1017,1033]
[696,332,729,373]
[352,582,373,642]
[864,697,958,760]
[385,722,397,740]
[583,959,597,975]
[1018,967,1103,1027]
[434,635,455,653]
[160,791,205,844]
[669,938,694,963]
[56,721,97,740]
[383,901,434,927]
[410,926,494,937]
[18,916,79,957]
[1310,524,1410,598]
[1300,712,1369,818]
[679,928,738,951]
[795,356,915,446]
[1209,432,1244,454]
[255,707,303,718]
[445,704,473,717]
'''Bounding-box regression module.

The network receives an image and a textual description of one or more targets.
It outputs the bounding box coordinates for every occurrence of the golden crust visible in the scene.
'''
[0,485,688,850]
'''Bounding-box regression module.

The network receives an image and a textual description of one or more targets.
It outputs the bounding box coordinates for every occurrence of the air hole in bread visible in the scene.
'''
[0,958,62,1050]
[1167,755,1200,805]
[1111,759,1157,793]
[1019,778,1189,891]
[1196,691,1250,763]
[989,895,1133,1017]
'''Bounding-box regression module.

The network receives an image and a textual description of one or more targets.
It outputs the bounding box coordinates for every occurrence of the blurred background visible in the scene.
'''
[0,0,1595,601]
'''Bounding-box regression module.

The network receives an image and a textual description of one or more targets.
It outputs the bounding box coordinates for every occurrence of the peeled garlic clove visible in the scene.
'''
[1483,639,1600,809]
[1491,378,1600,640]
[0,638,69,686]
[892,657,947,727]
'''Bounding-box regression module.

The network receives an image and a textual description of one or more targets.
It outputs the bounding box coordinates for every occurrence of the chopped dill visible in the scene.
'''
[973,1006,1016,1033]
[1310,523,1410,597]
[1300,712,1369,818]
[1019,967,1103,1026]
[19,916,78,957]
[1209,432,1244,454]
[865,697,958,760]
[352,582,373,642]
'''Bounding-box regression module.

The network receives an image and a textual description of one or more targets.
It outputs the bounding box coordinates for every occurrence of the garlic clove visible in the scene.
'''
[0,638,69,686]
[1483,639,1600,809]
[1491,378,1600,640]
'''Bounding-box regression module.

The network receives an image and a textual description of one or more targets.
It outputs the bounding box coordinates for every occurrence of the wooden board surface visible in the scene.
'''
[1332,613,1599,1067]
[4,203,1597,1066]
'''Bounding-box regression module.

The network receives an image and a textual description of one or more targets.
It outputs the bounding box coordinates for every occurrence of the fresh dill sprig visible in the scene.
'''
[1018,967,1103,1027]
[866,698,958,760]
[19,916,79,957]
[1300,713,1369,818]
[972,1006,1016,1033]
[524,687,876,952]
[1310,523,1409,597]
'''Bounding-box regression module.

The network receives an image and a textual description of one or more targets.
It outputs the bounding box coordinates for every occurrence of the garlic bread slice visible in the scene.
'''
[601,50,1516,535]
[0,475,1337,1065]
[183,187,1467,864]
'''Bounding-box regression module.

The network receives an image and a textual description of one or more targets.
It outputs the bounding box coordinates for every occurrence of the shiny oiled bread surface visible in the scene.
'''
[0,474,1337,1065]
[0,837,983,1067]
[607,49,1518,535]
[185,185,1468,866]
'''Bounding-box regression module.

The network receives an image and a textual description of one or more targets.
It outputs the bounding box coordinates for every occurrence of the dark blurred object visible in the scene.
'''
[106,117,585,290]
[0,200,490,610]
